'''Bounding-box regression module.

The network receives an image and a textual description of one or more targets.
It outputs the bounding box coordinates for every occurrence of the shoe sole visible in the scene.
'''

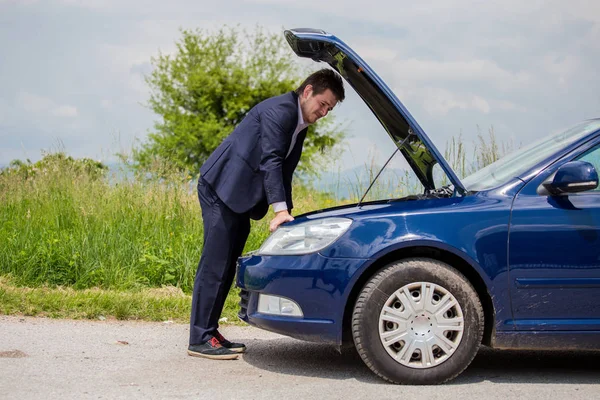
[187,350,239,360]
[228,347,246,354]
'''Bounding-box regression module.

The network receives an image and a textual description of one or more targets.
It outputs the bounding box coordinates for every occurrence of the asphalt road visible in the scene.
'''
[1,315,598,399]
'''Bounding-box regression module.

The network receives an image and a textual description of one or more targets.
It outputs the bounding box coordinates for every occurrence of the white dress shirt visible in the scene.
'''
[271,98,310,213]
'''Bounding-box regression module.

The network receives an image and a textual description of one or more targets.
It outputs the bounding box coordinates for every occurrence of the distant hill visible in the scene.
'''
[0,161,416,200]
[100,163,417,200]
[305,165,419,200]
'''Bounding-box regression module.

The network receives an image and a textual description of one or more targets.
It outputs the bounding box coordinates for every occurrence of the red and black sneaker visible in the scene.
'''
[188,336,239,360]
[214,331,246,353]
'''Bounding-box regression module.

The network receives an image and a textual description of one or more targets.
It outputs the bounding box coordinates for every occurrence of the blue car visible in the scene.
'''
[236,28,600,385]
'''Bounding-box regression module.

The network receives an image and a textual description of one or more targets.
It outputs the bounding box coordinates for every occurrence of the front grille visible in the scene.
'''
[238,289,249,320]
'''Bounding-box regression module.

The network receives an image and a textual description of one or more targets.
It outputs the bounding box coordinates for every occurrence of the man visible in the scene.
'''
[188,68,345,359]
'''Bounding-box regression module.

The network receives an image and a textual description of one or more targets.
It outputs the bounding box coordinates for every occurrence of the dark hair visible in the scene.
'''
[295,68,345,102]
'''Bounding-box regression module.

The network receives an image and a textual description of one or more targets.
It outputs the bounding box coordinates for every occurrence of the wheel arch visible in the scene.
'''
[341,244,495,348]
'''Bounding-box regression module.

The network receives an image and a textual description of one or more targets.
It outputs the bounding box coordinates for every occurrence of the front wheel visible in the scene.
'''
[352,258,484,385]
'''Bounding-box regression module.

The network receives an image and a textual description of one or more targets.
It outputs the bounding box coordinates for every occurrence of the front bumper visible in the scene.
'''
[236,252,368,345]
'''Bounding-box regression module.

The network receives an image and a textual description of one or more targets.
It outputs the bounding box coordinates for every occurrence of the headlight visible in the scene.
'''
[257,217,352,255]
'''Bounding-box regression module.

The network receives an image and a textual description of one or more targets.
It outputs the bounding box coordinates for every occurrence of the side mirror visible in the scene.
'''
[540,160,598,196]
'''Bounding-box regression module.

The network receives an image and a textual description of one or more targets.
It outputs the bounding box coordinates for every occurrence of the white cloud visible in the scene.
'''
[16,91,53,113]
[541,53,581,87]
[0,98,10,123]
[389,58,530,90]
[248,0,600,27]
[51,0,249,14]
[390,84,500,116]
[353,45,397,63]
[415,87,491,116]
[2,0,599,168]
[491,100,523,112]
[53,0,156,11]
[16,91,78,118]
[51,105,78,117]
[1,0,38,5]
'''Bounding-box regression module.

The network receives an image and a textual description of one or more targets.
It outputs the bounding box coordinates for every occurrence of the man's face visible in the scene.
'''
[299,85,338,124]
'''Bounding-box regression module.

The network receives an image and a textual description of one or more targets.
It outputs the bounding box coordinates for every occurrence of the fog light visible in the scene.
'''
[257,294,303,317]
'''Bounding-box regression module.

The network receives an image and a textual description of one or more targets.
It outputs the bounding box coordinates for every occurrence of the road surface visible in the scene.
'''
[1,316,598,399]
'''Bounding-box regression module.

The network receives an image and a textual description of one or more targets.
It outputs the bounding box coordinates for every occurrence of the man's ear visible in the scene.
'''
[302,84,313,99]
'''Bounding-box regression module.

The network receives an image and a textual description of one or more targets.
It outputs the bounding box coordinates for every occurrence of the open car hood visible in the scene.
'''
[285,28,466,195]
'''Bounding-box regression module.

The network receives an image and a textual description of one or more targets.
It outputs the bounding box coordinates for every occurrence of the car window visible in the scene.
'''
[576,144,600,192]
[462,120,600,192]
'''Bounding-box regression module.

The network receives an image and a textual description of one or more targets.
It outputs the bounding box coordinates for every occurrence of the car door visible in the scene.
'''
[508,138,600,331]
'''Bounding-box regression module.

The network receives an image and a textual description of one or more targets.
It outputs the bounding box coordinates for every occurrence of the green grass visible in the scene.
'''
[0,154,332,292]
[0,153,336,322]
[0,276,242,322]
[0,130,507,322]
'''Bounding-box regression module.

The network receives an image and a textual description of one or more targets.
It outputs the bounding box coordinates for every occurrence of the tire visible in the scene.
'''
[352,258,484,385]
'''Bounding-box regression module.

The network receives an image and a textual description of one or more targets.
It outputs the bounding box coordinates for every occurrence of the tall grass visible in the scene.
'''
[335,127,515,202]
[445,126,515,178]
[0,153,329,292]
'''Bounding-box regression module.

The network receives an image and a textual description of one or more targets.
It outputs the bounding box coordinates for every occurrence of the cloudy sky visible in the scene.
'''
[1,0,598,173]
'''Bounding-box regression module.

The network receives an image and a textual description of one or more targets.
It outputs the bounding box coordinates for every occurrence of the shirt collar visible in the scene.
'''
[297,97,309,129]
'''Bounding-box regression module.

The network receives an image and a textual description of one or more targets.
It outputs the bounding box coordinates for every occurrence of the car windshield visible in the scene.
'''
[462,119,600,192]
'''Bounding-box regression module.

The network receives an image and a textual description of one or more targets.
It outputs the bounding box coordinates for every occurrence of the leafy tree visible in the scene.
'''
[134,26,344,177]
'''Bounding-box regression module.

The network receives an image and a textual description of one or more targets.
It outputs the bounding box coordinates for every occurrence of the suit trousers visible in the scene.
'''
[189,177,251,344]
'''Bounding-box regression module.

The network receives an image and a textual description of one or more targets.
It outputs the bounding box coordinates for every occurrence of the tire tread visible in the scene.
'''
[351,258,484,385]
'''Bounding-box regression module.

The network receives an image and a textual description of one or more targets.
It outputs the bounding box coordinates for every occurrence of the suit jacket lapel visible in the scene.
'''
[285,126,308,169]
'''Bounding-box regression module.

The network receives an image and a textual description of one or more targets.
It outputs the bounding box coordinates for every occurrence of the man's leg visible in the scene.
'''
[207,212,250,332]
[189,178,249,346]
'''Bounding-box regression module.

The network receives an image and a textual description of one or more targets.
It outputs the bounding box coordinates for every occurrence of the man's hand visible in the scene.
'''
[269,210,294,232]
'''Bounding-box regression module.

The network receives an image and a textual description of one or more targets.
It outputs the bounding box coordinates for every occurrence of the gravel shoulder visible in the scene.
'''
[1,316,598,399]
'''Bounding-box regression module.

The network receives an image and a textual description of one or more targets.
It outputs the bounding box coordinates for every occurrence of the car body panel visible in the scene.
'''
[237,126,600,350]
[238,253,367,343]
[238,179,524,345]
[236,28,600,353]
[508,135,600,331]
[237,132,600,349]
[494,331,600,350]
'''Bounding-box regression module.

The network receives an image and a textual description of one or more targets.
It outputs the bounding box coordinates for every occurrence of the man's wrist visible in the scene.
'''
[271,201,288,213]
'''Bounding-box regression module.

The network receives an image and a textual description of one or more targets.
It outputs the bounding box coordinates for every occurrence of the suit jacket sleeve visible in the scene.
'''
[259,106,293,205]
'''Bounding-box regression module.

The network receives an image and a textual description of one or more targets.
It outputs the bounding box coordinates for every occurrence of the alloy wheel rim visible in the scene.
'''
[378,281,465,369]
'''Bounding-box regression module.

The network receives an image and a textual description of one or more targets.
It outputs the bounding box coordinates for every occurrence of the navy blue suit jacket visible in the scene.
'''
[199,91,307,220]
